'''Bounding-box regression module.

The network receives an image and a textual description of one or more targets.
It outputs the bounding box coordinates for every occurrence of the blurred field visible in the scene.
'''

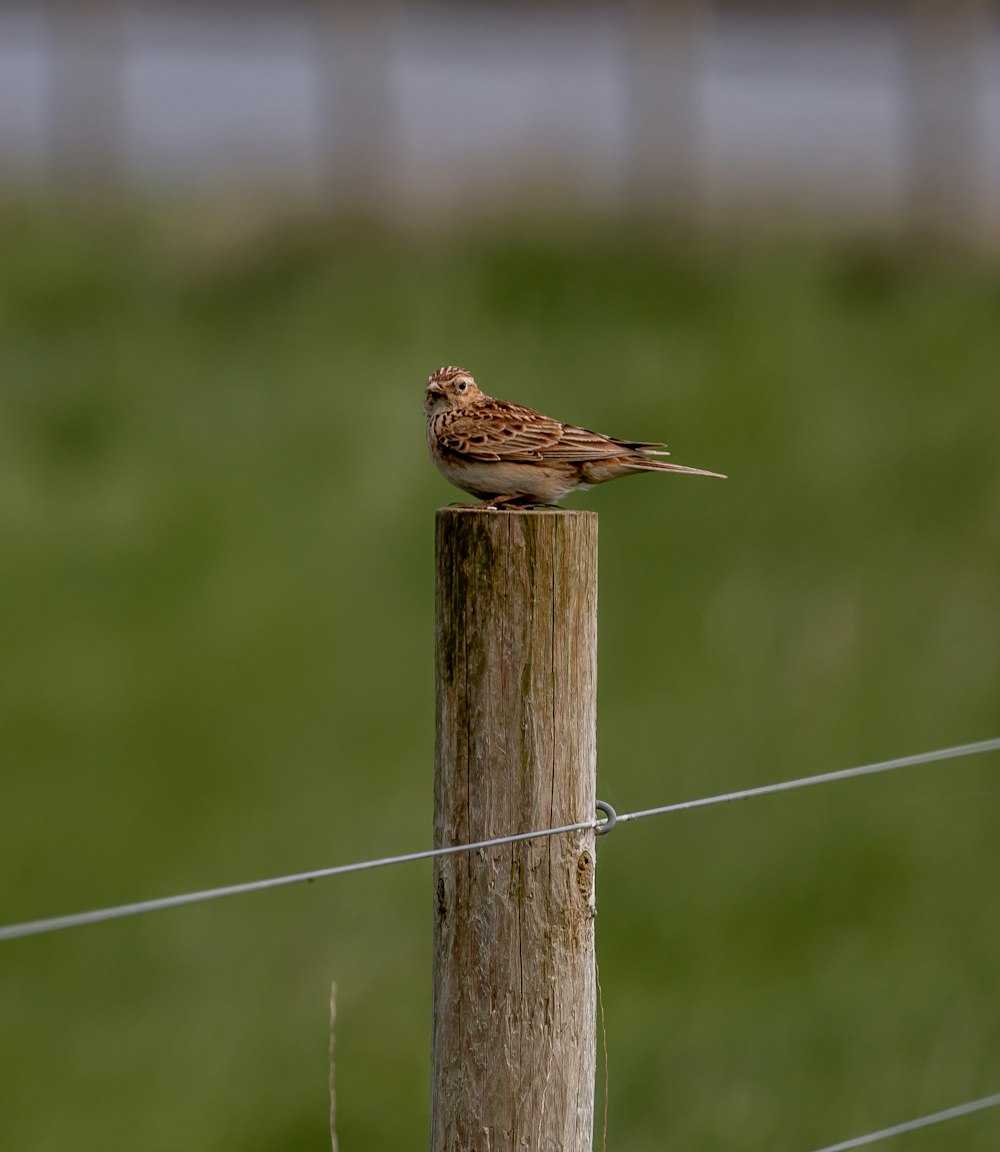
[0,206,998,1151]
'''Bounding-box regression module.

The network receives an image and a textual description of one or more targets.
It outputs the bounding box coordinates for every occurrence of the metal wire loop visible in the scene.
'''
[595,800,617,836]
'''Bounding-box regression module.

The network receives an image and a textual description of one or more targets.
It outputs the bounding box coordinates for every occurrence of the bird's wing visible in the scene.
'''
[439,400,666,463]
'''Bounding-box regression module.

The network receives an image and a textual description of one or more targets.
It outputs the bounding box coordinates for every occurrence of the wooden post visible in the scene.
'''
[47,0,124,190]
[624,0,709,223]
[904,0,987,246]
[432,509,598,1152]
[314,0,397,213]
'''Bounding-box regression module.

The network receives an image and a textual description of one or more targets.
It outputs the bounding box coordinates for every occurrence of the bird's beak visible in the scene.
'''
[426,382,444,397]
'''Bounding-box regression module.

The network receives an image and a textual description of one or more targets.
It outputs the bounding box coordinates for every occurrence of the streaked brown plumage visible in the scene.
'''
[424,365,726,507]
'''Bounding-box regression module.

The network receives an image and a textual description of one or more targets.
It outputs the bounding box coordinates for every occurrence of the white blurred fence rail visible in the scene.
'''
[0,0,998,243]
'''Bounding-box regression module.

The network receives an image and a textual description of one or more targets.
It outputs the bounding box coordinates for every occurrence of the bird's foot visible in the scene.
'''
[452,494,537,511]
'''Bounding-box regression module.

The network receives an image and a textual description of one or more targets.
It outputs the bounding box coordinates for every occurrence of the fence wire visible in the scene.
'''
[2,737,999,1152]
[1,737,997,944]
[809,1091,1000,1152]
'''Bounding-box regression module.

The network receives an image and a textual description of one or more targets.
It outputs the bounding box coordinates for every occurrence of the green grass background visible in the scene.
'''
[0,206,998,1150]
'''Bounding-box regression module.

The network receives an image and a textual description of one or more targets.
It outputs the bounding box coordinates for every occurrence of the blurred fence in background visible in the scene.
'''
[0,0,997,243]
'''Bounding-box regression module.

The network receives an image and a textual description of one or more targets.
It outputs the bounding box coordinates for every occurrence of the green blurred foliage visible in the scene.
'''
[0,206,998,1151]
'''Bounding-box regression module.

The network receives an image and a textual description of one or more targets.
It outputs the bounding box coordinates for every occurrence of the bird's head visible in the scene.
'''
[424,366,483,416]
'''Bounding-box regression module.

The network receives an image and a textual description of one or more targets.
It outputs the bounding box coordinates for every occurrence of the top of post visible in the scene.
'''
[435,507,597,522]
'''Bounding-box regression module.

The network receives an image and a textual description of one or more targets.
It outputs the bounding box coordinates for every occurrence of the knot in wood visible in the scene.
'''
[575,850,594,906]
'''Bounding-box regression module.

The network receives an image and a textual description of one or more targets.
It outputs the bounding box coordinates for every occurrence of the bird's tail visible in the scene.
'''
[611,439,726,479]
[626,457,728,479]
[581,455,727,484]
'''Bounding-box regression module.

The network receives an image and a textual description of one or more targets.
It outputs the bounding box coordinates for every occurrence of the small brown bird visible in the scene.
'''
[424,365,726,507]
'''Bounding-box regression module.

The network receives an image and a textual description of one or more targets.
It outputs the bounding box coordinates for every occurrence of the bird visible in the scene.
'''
[424,365,726,508]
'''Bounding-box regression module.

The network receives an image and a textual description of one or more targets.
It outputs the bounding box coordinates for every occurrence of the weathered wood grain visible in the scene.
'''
[432,508,598,1152]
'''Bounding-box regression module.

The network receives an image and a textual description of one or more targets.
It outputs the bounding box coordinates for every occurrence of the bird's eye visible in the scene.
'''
[458,381,468,392]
